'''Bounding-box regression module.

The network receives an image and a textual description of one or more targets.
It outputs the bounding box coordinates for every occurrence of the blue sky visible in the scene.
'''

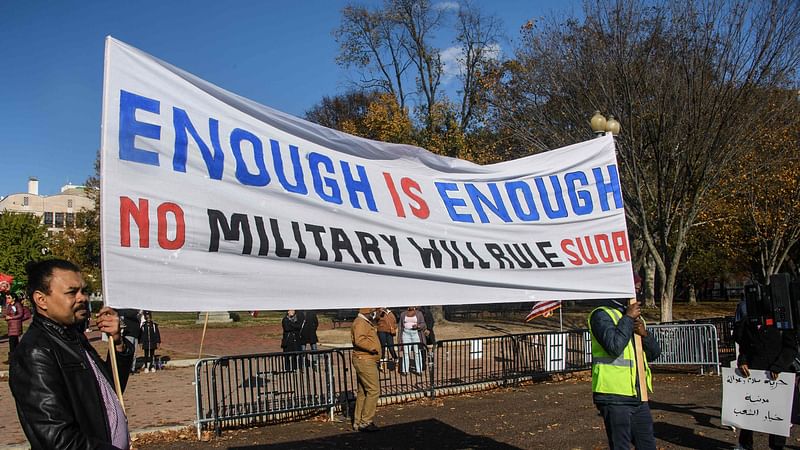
[0,0,577,197]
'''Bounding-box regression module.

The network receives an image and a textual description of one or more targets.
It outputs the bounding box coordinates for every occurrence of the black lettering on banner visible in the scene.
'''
[330,227,361,263]
[407,238,443,269]
[304,224,328,261]
[208,209,252,254]
[537,241,564,267]
[379,234,402,267]
[485,243,513,268]
[356,231,384,264]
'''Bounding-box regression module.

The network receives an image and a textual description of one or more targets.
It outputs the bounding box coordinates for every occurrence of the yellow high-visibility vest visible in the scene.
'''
[588,306,652,396]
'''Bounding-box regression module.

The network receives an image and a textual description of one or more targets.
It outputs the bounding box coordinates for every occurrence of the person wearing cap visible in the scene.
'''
[351,307,381,432]
[588,272,661,450]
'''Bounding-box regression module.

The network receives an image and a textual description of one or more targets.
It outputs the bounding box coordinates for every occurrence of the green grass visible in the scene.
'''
[149,311,287,328]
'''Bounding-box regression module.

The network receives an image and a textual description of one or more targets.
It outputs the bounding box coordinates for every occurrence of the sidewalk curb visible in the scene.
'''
[0,423,197,450]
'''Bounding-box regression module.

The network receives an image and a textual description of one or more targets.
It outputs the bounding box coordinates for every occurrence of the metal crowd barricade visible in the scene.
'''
[195,349,350,438]
[195,326,718,436]
[664,317,735,365]
[648,323,720,374]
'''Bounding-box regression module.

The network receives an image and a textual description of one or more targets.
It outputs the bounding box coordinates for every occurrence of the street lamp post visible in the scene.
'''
[590,110,620,137]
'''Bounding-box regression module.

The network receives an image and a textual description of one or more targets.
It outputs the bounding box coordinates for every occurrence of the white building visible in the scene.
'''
[0,177,95,231]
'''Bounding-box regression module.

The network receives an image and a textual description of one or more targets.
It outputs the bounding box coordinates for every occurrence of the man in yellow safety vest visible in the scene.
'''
[588,274,661,449]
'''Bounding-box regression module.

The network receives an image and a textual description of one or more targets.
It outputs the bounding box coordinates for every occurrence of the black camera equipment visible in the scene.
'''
[744,273,799,330]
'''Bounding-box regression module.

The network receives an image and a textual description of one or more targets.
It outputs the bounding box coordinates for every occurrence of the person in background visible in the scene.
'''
[299,310,319,370]
[397,306,427,375]
[10,259,133,449]
[421,306,436,347]
[281,310,302,371]
[734,308,797,449]
[139,311,161,372]
[4,292,24,361]
[118,308,142,373]
[376,307,398,370]
[588,273,661,450]
[351,307,381,432]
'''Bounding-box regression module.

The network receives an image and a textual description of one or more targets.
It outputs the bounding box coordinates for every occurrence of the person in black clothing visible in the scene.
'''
[118,308,142,373]
[139,311,161,372]
[421,306,436,346]
[734,315,797,450]
[10,259,133,449]
[299,310,319,369]
[281,310,302,371]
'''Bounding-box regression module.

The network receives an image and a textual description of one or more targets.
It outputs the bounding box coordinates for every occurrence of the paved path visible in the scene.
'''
[0,320,543,448]
[0,363,199,449]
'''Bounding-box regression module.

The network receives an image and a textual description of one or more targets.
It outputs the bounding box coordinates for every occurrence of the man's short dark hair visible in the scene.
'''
[26,259,81,299]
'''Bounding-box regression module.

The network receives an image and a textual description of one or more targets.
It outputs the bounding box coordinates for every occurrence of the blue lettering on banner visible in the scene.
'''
[309,152,342,204]
[172,107,224,180]
[231,128,270,186]
[593,166,623,211]
[119,90,161,166]
[535,175,568,219]
[505,181,540,221]
[436,182,474,223]
[465,183,512,223]
[434,164,622,224]
[116,90,623,223]
[270,140,308,195]
[565,171,593,215]
[340,161,377,211]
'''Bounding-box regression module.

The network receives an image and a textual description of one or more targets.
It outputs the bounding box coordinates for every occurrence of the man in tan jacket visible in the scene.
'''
[351,307,381,432]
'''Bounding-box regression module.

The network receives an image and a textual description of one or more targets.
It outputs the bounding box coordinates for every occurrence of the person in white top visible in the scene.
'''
[397,307,427,374]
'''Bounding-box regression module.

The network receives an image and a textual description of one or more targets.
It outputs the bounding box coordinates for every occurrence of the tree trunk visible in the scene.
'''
[688,284,697,306]
[644,255,656,309]
[659,287,673,323]
[430,305,447,324]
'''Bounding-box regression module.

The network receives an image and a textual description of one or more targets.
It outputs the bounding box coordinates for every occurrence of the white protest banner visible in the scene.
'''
[721,367,795,437]
[100,37,635,311]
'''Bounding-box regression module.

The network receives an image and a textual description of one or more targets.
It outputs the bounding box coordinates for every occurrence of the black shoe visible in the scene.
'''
[359,423,380,432]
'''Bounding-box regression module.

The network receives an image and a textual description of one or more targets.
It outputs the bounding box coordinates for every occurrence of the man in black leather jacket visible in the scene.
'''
[10,259,134,450]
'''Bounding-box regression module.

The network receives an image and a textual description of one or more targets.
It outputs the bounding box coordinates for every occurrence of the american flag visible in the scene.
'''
[525,300,562,322]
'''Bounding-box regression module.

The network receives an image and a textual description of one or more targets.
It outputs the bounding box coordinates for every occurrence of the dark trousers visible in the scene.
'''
[143,347,156,369]
[738,429,786,449]
[597,402,656,450]
[378,332,397,360]
[8,335,19,355]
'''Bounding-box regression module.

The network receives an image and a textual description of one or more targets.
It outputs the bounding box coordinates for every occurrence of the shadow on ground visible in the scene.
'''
[651,400,732,450]
[653,422,731,450]
[228,419,520,449]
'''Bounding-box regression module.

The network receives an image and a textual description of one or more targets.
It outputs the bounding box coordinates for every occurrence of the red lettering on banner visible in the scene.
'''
[120,197,150,247]
[383,172,406,218]
[560,231,631,266]
[401,177,429,219]
[157,202,185,250]
[120,197,186,250]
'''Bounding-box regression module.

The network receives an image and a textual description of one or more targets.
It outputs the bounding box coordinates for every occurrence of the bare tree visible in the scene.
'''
[336,0,504,136]
[491,0,800,321]
[453,0,503,132]
[335,4,412,110]
[390,0,445,130]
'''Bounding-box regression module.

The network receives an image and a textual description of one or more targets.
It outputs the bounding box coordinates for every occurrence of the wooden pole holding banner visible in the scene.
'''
[198,312,210,359]
[630,298,648,402]
[99,309,126,413]
[107,337,126,412]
